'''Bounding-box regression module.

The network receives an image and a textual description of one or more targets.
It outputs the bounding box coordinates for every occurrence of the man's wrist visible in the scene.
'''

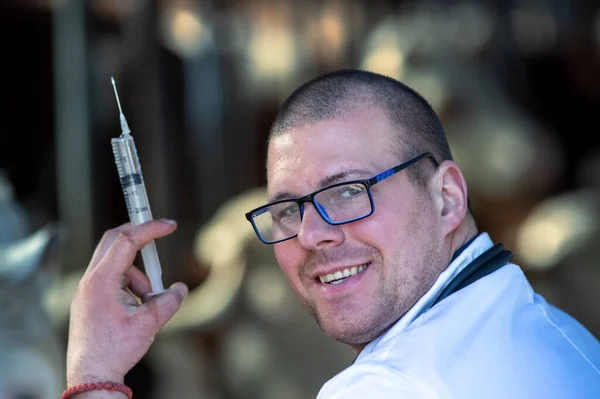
[70,392,128,399]
[67,371,125,387]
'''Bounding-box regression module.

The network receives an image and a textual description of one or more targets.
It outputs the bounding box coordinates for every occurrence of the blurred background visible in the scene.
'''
[1,0,599,398]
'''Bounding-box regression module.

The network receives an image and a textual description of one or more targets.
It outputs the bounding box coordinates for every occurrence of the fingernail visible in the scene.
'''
[160,218,176,225]
[171,283,188,300]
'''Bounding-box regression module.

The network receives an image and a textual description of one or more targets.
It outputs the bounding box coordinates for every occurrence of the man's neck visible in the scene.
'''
[448,215,479,262]
[347,217,480,357]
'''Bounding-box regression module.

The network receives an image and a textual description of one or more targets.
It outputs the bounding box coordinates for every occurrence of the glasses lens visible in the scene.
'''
[252,201,302,243]
[251,182,372,244]
[314,182,372,223]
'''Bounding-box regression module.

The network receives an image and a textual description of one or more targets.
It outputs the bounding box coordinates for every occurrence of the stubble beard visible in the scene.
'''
[298,234,443,347]
[297,257,408,346]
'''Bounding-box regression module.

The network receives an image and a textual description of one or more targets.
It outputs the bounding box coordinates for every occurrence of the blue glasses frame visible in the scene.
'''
[245,152,439,244]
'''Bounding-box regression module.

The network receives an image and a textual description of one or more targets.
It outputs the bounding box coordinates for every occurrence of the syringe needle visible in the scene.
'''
[111,77,124,115]
[110,77,131,135]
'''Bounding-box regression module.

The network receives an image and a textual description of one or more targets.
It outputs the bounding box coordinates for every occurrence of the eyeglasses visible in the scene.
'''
[245,152,438,244]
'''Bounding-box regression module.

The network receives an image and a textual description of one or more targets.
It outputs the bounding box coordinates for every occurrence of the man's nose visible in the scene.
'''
[297,203,344,250]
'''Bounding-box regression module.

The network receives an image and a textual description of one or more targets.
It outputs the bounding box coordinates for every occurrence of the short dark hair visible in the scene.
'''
[268,69,453,186]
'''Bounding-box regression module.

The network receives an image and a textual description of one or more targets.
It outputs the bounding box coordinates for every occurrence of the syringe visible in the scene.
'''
[110,77,165,295]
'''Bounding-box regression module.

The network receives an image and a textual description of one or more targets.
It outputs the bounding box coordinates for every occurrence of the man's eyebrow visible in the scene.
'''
[269,168,371,203]
[317,169,371,188]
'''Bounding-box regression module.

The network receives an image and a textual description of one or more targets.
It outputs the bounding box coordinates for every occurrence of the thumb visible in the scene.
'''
[140,283,188,330]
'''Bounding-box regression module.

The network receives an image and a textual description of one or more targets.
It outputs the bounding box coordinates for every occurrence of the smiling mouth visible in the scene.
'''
[318,263,371,285]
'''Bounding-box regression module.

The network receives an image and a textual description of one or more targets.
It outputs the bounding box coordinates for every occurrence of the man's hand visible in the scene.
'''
[66,219,188,388]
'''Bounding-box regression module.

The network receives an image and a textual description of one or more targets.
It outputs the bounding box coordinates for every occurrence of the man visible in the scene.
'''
[65,70,600,398]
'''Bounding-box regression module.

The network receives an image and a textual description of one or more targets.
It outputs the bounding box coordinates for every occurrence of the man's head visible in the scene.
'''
[262,69,476,351]
[269,69,453,188]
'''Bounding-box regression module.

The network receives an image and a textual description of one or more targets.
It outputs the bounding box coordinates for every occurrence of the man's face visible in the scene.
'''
[266,105,446,346]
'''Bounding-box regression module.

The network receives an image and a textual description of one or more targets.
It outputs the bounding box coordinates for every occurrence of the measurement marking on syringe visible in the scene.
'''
[120,174,143,187]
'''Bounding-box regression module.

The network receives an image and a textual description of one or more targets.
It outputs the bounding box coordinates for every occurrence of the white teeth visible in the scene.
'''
[318,264,369,284]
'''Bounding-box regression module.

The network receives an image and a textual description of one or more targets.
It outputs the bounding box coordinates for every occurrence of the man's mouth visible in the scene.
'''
[317,263,371,285]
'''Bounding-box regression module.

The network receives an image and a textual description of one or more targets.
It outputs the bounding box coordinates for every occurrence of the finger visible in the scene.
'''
[88,222,131,271]
[121,287,143,306]
[93,219,177,279]
[139,283,188,329]
[123,265,152,299]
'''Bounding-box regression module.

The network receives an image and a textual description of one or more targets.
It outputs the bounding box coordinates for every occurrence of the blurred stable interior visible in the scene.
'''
[1,0,600,398]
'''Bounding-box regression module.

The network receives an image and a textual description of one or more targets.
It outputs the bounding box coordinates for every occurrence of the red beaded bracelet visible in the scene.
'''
[61,381,133,399]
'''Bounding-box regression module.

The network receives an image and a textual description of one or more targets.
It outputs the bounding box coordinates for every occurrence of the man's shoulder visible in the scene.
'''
[316,361,439,399]
[348,263,600,398]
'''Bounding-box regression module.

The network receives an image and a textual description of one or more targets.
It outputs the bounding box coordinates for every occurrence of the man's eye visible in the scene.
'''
[276,204,299,220]
[339,185,366,198]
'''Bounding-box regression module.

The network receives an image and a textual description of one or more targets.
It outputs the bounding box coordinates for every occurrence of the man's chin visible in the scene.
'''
[305,301,385,344]
[317,318,378,346]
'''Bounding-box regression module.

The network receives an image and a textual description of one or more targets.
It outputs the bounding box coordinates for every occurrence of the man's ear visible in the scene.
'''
[431,160,469,235]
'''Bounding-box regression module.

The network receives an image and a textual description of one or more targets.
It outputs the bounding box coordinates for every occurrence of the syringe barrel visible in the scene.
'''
[111,135,154,225]
[111,134,165,294]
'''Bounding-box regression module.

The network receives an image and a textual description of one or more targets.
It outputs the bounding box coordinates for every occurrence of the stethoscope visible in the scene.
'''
[430,242,513,309]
